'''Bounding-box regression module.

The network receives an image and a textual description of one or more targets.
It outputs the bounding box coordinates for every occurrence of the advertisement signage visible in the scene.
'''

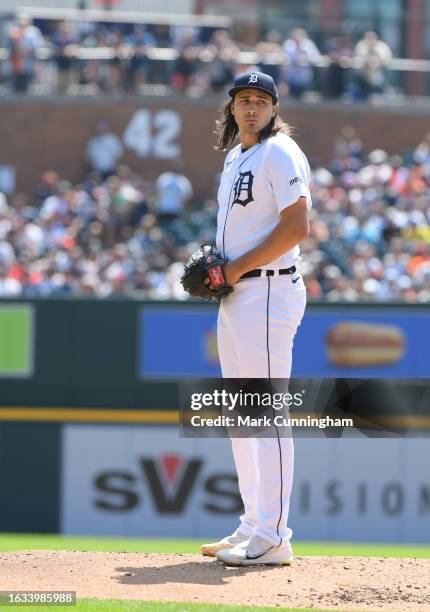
[61,426,430,543]
[139,306,430,379]
[0,304,34,377]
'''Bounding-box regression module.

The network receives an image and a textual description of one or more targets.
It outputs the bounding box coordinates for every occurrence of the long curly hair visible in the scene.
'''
[214,99,293,152]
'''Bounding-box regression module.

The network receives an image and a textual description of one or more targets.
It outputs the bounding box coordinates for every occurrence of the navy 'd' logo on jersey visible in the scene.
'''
[232,171,254,207]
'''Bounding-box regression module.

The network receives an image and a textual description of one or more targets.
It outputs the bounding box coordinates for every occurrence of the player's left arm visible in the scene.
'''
[223,196,309,285]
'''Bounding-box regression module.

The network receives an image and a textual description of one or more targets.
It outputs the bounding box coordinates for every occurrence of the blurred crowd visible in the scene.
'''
[304,128,430,302]
[2,14,395,101]
[0,128,429,302]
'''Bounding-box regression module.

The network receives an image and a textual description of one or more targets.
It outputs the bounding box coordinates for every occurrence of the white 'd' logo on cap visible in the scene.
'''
[248,73,258,84]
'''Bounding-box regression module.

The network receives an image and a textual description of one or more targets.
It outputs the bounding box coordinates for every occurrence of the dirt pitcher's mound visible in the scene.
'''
[1,551,430,611]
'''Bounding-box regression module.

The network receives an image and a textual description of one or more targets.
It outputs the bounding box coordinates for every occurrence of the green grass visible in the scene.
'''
[291,540,430,558]
[1,533,430,558]
[0,534,198,554]
[0,600,346,612]
[78,601,348,612]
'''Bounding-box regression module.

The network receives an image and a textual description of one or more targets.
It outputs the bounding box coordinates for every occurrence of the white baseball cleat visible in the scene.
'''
[200,529,249,557]
[216,534,294,566]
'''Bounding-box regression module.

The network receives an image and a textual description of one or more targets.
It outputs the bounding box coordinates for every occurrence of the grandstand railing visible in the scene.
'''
[1,46,430,102]
[1,46,429,73]
[3,5,233,27]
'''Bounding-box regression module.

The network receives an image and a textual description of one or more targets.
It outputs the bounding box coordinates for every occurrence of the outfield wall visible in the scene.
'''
[0,299,428,404]
[60,426,430,543]
[1,420,429,542]
[0,298,429,542]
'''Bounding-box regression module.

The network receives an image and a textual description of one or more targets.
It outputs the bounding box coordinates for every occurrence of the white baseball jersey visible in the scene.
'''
[215,132,310,548]
[216,133,312,268]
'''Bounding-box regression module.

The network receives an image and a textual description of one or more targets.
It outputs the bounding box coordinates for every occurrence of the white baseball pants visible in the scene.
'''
[217,273,306,546]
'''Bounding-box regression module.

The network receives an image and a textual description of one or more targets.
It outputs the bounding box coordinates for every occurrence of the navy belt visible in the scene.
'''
[240,266,296,280]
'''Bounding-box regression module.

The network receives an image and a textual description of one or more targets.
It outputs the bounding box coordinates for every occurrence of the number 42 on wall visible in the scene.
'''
[123,109,182,159]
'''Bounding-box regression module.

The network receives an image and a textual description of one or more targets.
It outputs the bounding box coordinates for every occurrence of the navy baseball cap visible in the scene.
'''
[228,71,278,102]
